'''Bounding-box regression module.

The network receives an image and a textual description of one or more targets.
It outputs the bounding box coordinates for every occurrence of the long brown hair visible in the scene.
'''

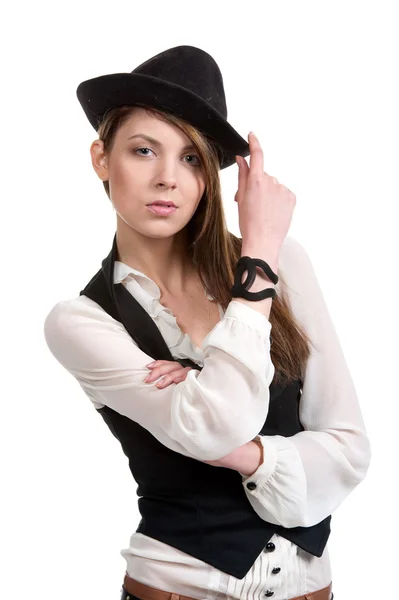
[97,105,314,387]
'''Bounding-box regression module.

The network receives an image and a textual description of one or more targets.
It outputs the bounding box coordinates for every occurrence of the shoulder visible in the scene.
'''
[44,294,114,328]
[43,295,123,355]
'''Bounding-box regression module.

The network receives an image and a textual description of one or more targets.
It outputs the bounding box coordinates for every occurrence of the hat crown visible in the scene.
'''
[132,45,227,119]
[76,45,249,169]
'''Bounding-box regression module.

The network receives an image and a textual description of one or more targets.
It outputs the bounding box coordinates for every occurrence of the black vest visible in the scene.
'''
[79,233,331,579]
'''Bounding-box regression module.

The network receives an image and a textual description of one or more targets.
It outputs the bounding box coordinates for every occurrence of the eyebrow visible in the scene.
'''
[127,133,196,152]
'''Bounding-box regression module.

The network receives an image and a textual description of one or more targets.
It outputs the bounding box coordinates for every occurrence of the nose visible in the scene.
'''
[154,158,178,191]
[156,179,177,191]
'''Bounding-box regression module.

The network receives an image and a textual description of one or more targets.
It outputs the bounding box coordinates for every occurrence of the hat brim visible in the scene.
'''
[76,72,249,170]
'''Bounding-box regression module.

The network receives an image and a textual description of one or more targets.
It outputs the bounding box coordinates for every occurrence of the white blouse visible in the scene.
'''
[43,235,371,600]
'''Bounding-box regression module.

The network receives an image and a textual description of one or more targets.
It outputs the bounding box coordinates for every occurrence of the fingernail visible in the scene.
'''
[236,155,240,168]
[146,362,155,367]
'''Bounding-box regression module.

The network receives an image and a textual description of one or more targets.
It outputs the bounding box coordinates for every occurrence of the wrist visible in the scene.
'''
[249,438,264,475]
[220,440,264,476]
[240,246,280,274]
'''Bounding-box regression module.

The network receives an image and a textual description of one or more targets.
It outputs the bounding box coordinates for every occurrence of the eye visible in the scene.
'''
[184,154,201,167]
[134,147,154,156]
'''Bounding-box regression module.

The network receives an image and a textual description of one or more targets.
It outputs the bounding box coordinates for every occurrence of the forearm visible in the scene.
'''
[204,439,264,476]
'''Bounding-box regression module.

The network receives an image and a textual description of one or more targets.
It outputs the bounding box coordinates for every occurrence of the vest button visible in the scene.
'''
[264,542,276,552]
[246,481,257,490]
[271,567,281,574]
[264,591,274,597]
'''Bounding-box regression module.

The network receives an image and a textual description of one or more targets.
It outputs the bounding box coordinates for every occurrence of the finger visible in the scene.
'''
[145,359,184,373]
[156,375,181,388]
[237,155,249,175]
[146,364,192,383]
[156,370,190,388]
[173,373,188,382]
[155,375,172,388]
[144,363,183,382]
[235,155,249,203]
[236,155,246,191]
[248,131,264,176]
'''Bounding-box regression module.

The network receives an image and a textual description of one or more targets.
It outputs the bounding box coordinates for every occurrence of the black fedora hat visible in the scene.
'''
[76,45,250,170]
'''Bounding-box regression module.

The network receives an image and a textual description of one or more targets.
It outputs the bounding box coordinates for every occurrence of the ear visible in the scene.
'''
[90,139,108,181]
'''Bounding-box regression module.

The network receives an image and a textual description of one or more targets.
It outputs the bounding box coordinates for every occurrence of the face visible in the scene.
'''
[91,108,206,240]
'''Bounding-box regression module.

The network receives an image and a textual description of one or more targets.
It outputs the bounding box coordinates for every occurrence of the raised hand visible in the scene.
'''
[235,131,296,250]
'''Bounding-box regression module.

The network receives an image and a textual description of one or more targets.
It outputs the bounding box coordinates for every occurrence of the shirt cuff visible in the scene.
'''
[226,301,272,338]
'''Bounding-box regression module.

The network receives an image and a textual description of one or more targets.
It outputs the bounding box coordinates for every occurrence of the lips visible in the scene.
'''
[147,204,177,216]
[148,201,177,208]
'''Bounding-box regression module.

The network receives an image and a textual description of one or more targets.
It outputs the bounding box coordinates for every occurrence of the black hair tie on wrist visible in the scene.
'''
[230,256,278,301]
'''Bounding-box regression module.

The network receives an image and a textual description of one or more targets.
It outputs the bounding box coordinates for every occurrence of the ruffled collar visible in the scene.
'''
[113,261,224,365]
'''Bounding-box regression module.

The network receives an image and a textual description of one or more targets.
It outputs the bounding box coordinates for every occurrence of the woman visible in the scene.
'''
[44,45,371,600]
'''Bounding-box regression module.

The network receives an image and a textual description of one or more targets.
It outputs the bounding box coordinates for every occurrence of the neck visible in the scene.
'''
[115,219,196,294]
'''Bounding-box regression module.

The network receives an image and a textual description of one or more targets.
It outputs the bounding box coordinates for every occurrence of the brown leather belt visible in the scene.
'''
[122,573,333,600]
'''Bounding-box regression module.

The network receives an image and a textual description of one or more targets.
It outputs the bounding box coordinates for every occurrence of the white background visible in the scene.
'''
[2,1,397,598]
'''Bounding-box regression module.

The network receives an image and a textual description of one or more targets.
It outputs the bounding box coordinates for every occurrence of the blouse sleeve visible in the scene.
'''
[43,296,275,462]
[239,237,372,528]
